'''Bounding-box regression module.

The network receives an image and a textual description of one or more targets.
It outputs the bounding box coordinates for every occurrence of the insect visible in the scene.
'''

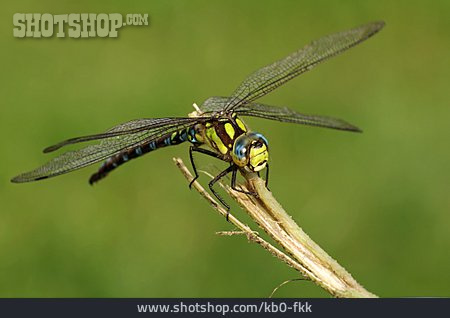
[11,21,384,211]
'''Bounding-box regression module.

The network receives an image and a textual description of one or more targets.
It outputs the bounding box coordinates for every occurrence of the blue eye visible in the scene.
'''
[234,141,247,159]
[232,132,269,167]
[254,133,268,146]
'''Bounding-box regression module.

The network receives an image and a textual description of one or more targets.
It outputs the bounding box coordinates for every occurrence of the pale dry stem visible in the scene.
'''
[174,157,376,298]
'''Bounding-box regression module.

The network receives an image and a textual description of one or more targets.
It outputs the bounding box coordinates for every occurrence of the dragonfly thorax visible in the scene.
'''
[231,132,269,172]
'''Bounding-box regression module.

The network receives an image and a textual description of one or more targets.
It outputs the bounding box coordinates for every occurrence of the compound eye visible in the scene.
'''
[232,135,251,167]
[237,145,247,159]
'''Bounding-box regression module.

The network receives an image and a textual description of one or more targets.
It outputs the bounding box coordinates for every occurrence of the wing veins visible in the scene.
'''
[11,118,204,182]
[44,117,200,153]
[224,21,385,111]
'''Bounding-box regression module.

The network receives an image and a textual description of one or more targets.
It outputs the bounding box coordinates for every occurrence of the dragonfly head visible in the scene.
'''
[231,132,269,172]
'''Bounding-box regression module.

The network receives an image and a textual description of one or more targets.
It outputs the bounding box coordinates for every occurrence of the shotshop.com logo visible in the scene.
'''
[13,13,149,38]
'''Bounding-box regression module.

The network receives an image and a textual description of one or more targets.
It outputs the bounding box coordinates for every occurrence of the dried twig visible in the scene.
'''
[174,158,309,275]
[174,157,377,298]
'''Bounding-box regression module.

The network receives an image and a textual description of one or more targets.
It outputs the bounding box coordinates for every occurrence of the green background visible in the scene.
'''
[1,0,449,297]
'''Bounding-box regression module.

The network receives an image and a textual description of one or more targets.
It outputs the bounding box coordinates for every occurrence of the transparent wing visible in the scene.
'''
[43,117,188,153]
[201,96,230,113]
[237,101,361,132]
[202,96,361,132]
[224,21,384,111]
[11,117,202,183]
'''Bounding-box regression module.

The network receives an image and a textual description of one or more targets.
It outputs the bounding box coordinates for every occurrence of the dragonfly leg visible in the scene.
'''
[188,146,222,188]
[231,168,258,197]
[209,165,235,221]
[265,163,270,190]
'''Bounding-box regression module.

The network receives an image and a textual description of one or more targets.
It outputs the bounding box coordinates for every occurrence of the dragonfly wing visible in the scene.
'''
[224,21,384,111]
[235,102,361,132]
[202,96,360,132]
[44,117,189,153]
[200,96,229,113]
[11,117,201,183]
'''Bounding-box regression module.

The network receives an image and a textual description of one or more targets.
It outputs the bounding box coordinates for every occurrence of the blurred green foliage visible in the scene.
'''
[1,0,449,297]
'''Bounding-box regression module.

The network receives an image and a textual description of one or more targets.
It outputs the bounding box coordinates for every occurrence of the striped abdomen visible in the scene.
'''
[89,126,201,184]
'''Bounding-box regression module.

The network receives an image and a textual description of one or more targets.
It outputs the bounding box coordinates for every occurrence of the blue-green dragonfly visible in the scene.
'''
[12,21,384,210]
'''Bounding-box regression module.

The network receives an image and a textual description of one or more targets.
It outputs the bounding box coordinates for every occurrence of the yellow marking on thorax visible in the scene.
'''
[224,123,235,140]
[195,133,204,142]
[206,126,228,154]
[235,118,247,132]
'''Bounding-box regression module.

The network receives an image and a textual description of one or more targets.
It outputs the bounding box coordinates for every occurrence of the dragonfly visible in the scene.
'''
[12,21,384,211]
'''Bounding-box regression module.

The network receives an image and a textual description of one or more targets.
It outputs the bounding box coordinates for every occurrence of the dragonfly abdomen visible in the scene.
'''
[89,126,201,184]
